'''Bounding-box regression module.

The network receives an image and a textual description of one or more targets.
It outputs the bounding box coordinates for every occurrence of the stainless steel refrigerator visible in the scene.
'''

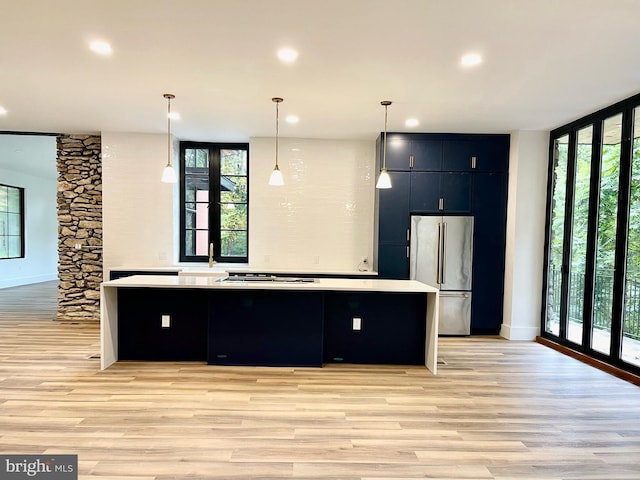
[409,215,473,335]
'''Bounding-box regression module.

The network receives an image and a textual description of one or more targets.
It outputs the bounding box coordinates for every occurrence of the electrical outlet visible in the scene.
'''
[352,317,361,331]
[161,315,170,328]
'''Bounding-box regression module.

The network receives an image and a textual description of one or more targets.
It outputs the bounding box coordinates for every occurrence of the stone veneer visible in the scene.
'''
[56,135,102,321]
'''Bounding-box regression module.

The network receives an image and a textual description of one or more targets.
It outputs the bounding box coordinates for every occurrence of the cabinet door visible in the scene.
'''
[378,244,409,279]
[439,172,472,212]
[208,290,324,366]
[323,292,426,364]
[443,138,509,172]
[409,172,441,212]
[378,172,410,242]
[471,172,508,334]
[118,288,208,361]
[382,134,411,170]
[410,172,471,213]
[411,139,442,171]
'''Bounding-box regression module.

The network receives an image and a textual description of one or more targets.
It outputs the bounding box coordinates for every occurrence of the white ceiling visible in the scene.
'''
[1,0,640,143]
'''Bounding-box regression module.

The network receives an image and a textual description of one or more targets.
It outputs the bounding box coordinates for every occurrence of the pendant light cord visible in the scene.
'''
[383,103,388,170]
[167,96,172,167]
[275,99,280,168]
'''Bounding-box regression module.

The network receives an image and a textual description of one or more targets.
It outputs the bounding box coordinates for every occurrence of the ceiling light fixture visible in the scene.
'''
[405,118,419,128]
[269,97,285,186]
[376,101,392,189]
[286,115,299,124]
[0,106,7,115]
[89,40,112,55]
[461,53,482,67]
[161,93,178,184]
[277,48,298,63]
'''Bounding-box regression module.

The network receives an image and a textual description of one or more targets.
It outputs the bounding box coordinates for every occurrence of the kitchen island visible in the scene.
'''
[101,275,439,373]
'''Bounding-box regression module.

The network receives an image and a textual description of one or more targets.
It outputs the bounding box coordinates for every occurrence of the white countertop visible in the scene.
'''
[102,274,437,293]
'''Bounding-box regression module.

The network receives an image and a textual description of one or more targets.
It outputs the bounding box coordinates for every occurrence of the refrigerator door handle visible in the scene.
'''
[436,222,442,284]
[441,222,447,285]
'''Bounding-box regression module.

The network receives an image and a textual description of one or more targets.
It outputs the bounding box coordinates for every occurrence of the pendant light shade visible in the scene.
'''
[269,97,284,186]
[376,100,393,189]
[161,93,177,184]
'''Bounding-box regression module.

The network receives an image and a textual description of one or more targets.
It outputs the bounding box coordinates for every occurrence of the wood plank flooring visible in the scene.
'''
[1,281,640,479]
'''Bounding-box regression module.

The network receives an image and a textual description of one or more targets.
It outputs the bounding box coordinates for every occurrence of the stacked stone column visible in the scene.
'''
[56,135,102,321]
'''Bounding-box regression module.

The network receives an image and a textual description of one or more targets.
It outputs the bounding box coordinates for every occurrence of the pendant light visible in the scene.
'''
[161,93,177,183]
[375,100,392,189]
[268,97,284,186]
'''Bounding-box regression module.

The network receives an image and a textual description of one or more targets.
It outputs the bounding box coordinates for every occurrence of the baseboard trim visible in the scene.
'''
[536,336,640,387]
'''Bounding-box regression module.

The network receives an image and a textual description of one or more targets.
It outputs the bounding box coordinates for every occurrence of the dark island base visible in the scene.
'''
[117,288,427,367]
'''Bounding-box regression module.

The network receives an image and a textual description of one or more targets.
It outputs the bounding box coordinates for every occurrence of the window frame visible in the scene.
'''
[541,91,640,377]
[0,183,25,260]
[179,141,249,263]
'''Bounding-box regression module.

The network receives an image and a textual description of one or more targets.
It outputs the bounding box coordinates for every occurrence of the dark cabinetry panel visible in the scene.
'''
[378,172,410,243]
[323,292,426,364]
[207,290,324,367]
[382,134,442,171]
[118,288,208,361]
[443,137,509,172]
[410,172,471,213]
[377,244,409,279]
[376,132,510,335]
[471,173,508,334]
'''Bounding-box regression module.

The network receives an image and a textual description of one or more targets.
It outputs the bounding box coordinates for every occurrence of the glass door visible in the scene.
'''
[621,108,640,367]
[545,134,569,337]
[567,126,593,346]
[592,114,623,356]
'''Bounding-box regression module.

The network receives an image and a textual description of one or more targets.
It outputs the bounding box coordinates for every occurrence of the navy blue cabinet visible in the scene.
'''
[323,292,426,364]
[377,244,409,279]
[382,134,442,171]
[208,290,324,367]
[471,173,508,334]
[118,288,208,361]
[378,172,410,243]
[443,137,509,172]
[383,134,411,170]
[410,172,472,213]
[376,132,509,335]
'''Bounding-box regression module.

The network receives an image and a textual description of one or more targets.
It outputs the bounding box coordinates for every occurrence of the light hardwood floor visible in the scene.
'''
[1,281,639,480]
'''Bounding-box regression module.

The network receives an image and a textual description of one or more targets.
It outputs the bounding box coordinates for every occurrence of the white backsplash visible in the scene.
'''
[249,137,376,272]
[102,133,376,274]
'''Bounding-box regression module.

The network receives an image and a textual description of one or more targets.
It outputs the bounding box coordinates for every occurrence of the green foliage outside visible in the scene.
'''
[547,135,640,341]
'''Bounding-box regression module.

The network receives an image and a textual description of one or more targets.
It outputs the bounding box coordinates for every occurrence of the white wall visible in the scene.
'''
[101,133,376,275]
[501,130,549,340]
[0,135,58,288]
[249,137,375,272]
[102,132,178,276]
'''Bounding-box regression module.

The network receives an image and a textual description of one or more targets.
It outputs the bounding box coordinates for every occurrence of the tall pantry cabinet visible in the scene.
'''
[374,133,509,335]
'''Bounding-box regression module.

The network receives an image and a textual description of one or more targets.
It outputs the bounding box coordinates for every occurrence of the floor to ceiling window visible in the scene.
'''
[543,92,640,376]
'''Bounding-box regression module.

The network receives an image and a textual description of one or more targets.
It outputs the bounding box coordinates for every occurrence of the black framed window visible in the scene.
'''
[542,91,640,375]
[0,184,25,259]
[180,142,249,263]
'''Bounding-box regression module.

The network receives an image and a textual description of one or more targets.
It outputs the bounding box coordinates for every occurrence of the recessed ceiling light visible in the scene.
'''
[461,53,482,67]
[89,40,112,55]
[405,118,419,128]
[0,106,7,115]
[286,115,299,124]
[277,47,298,63]
[168,112,180,120]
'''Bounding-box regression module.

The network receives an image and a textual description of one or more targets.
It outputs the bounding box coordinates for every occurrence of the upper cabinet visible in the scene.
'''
[443,137,510,172]
[379,133,509,172]
[383,135,442,171]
